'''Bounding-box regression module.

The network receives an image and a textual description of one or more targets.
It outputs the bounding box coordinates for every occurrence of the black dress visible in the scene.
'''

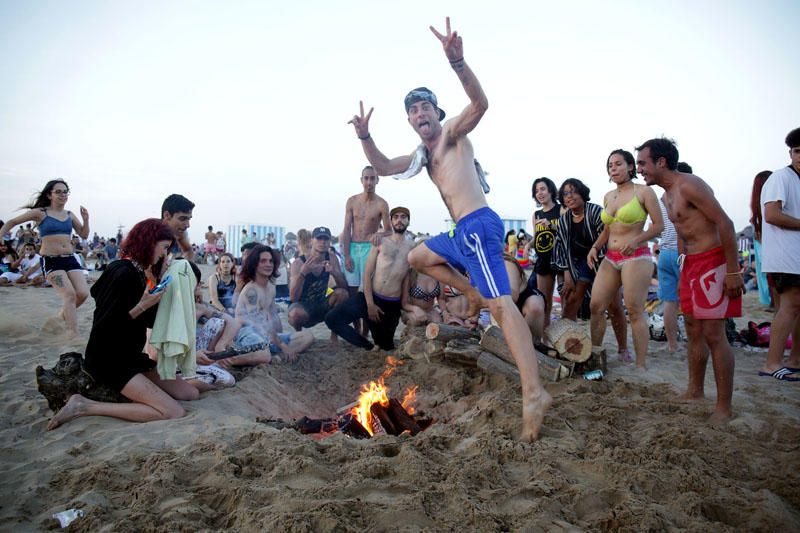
[84,260,158,392]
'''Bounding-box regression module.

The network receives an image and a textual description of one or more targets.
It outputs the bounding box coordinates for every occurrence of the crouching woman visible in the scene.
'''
[48,218,198,430]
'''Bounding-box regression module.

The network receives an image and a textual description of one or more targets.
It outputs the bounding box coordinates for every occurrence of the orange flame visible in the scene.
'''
[401,386,418,415]
[351,357,416,436]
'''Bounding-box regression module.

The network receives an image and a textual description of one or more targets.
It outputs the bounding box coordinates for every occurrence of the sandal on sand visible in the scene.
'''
[758,367,800,382]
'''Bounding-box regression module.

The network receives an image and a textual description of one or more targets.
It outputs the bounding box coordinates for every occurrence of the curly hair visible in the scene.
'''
[121,218,175,266]
[558,178,591,204]
[239,244,281,284]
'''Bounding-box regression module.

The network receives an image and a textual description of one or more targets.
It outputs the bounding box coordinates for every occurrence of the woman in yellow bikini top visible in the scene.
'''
[586,149,664,370]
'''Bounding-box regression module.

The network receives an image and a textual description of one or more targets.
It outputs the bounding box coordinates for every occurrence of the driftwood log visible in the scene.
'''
[479,326,573,382]
[442,338,484,366]
[477,353,520,383]
[36,352,127,412]
[425,323,480,342]
[545,319,592,363]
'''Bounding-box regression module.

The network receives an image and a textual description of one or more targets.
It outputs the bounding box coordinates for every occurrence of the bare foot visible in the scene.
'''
[618,348,633,363]
[47,394,88,430]
[707,409,733,425]
[520,390,553,442]
[466,289,486,318]
[675,390,705,403]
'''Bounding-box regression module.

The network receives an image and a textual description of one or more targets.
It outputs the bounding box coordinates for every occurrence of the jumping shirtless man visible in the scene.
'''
[349,17,551,441]
[637,138,743,423]
[341,166,391,294]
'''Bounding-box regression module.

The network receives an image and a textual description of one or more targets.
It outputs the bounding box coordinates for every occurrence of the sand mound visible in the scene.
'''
[0,284,798,531]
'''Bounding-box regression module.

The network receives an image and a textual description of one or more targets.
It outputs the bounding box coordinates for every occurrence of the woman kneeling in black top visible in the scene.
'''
[48,218,198,430]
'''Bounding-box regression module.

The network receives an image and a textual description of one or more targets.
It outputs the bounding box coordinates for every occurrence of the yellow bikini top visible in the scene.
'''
[601,187,647,225]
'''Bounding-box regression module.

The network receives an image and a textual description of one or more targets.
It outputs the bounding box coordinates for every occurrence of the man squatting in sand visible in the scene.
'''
[326,207,414,350]
[638,138,743,423]
[349,17,551,441]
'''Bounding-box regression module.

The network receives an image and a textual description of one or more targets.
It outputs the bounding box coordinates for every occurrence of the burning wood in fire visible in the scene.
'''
[259,357,432,439]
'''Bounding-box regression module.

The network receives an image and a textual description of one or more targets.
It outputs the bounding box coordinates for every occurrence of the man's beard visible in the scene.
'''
[393,225,407,234]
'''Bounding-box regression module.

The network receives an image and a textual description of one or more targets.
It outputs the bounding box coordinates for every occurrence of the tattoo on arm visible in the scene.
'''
[450,59,465,72]
[246,289,257,306]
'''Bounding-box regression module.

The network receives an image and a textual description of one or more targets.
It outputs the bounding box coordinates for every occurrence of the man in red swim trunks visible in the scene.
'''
[637,138,743,423]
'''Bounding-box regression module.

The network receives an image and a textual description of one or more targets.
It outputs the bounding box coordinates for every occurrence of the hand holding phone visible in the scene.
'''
[150,274,172,294]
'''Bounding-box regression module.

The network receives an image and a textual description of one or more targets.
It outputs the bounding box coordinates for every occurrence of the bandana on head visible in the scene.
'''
[404,87,446,121]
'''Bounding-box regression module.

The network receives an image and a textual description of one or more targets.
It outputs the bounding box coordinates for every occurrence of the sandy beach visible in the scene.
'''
[1,265,799,531]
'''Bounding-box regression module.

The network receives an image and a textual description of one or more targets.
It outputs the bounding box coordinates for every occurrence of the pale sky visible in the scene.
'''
[1,0,797,240]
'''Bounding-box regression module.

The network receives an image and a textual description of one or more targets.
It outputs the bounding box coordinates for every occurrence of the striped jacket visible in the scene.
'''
[551,202,605,291]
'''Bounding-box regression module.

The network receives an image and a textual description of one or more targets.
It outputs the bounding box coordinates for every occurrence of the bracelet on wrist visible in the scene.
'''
[449,57,464,65]
[358,133,371,140]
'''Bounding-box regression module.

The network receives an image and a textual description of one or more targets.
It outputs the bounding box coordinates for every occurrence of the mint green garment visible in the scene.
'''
[151,259,198,380]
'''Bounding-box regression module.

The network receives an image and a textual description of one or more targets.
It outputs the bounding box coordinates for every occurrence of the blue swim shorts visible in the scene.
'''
[657,248,680,302]
[268,332,293,354]
[425,207,511,299]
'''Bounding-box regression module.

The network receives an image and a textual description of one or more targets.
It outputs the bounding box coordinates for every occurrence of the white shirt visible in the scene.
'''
[21,254,42,277]
[761,165,800,274]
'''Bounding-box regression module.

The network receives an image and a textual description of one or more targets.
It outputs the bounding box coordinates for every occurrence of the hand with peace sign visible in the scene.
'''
[430,16,463,64]
[348,100,373,140]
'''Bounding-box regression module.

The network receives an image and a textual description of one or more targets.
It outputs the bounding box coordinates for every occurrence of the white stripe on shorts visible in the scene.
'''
[469,232,500,298]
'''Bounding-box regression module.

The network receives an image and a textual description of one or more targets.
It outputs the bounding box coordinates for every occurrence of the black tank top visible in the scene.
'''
[299,252,330,304]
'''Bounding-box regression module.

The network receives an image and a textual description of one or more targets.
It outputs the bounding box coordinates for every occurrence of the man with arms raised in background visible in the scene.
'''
[637,138,743,423]
[348,17,551,441]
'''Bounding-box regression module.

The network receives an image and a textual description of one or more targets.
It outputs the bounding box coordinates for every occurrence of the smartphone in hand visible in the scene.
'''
[150,274,172,294]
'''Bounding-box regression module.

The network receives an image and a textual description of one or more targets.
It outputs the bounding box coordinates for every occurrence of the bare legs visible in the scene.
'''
[409,245,485,316]
[46,269,90,337]
[537,273,556,330]
[47,370,190,430]
[619,259,653,368]
[410,244,551,441]
[681,316,734,423]
[761,286,800,375]
[663,300,680,352]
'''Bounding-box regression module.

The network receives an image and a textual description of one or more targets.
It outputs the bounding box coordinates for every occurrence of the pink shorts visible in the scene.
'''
[203,243,216,253]
[604,246,651,270]
[680,246,742,319]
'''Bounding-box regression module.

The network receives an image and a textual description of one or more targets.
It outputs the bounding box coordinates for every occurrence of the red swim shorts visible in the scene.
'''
[680,246,742,319]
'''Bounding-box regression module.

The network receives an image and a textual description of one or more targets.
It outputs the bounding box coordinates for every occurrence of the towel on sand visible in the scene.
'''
[150,260,197,380]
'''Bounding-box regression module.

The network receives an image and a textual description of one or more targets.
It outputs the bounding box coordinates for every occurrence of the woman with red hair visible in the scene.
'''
[48,218,199,430]
[750,171,773,308]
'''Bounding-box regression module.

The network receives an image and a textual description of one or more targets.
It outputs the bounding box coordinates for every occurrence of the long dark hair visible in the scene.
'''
[24,179,69,209]
[750,170,772,241]
[240,244,281,284]
[1,240,18,261]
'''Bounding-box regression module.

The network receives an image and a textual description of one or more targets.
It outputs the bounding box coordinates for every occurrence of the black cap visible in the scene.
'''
[312,227,332,239]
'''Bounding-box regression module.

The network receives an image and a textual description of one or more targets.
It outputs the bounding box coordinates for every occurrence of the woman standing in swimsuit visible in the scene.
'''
[587,150,663,369]
[0,179,90,337]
